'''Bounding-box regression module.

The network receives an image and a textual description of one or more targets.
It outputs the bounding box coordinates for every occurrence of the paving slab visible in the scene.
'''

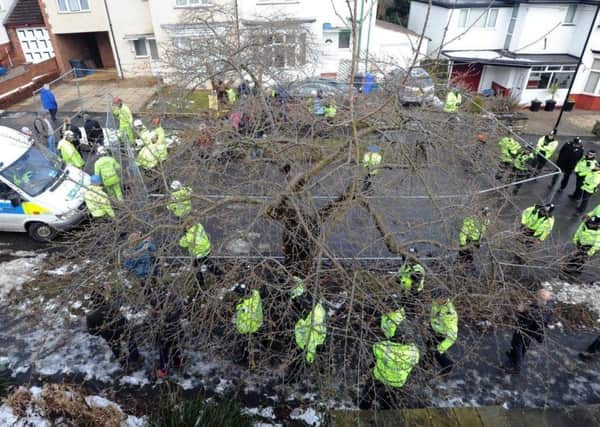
[523,108,600,137]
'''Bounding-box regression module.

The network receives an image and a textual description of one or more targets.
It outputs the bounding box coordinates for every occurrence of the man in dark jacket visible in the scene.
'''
[83,113,104,147]
[86,287,141,368]
[551,137,584,191]
[123,232,158,283]
[505,288,554,374]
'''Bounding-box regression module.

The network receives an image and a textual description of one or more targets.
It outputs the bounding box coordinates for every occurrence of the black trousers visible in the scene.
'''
[507,330,531,371]
[551,168,574,190]
[533,154,547,170]
[563,246,589,275]
[48,108,57,122]
[193,256,223,286]
[457,246,475,263]
[362,173,374,193]
[586,336,600,354]
[158,320,183,371]
[87,311,139,363]
[577,191,594,213]
[427,333,453,371]
[571,175,585,199]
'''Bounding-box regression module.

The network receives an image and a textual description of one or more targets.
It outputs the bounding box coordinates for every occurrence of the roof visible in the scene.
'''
[375,20,430,39]
[443,49,579,67]
[412,0,600,7]
[4,0,44,27]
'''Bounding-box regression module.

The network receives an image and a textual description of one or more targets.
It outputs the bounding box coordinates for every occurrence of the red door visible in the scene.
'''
[451,63,483,92]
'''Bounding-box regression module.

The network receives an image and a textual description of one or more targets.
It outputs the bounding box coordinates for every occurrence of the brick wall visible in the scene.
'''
[5,28,26,66]
[96,32,115,68]
[0,57,60,108]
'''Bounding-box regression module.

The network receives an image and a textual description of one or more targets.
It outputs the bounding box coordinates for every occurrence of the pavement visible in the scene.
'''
[6,75,157,115]
[523,108,600,138]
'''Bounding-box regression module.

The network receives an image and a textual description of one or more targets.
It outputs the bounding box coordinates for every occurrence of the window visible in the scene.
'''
[526,65,575,89]
[57,0,90,12]
[338,30,350,49]
[457,8,499,28]
[132,38,160,59]
[175,0,210,6]
[16,27,54,64]
[563,5,577,25]
[584,58,600,94]
[133,39,148,57]
[263,31,306,69]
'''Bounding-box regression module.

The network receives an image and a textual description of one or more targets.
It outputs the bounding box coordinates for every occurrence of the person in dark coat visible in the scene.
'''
[39,84,58,122]
[551,137,584,191]
[83,113,104,147]
[580,336,600,361]
[154,291,184,379]
[505,288,554,374]
[86,287,141,368]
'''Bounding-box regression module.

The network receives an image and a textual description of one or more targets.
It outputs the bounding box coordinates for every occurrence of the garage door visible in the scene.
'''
[16,28,55,64]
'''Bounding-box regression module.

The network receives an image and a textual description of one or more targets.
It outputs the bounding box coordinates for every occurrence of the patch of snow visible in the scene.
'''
[544,281,600,320]
[226,238,251,255]
[46,264,80,276]
[120,371,150,387]
[244,407,275,419]
[0,253,46,300]
[289,408,321,426]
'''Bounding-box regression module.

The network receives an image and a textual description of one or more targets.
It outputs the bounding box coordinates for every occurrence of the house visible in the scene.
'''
[408,0,600,109]
[35,0,424,82]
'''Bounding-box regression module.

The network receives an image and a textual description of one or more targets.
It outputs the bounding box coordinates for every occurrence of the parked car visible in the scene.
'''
[384,67,435,105]
[278,78,358,102]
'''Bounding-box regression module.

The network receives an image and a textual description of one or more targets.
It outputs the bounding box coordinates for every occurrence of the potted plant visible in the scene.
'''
[544,81,560,111]
[530,98,542,111]
[563,96,576,112]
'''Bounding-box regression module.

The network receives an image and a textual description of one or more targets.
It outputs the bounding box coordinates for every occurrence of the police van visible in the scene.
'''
[0,126,89,241]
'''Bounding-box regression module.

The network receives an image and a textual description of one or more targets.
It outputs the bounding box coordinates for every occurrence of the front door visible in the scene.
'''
[511,68,529,100]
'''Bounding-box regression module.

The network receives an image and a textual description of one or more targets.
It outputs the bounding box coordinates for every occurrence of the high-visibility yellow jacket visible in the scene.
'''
[136,144,159,170]
[430,299,458,354]
[498,137,521,164]
[295,303,326,363]
[534,136,558,159]
[443,91,462,113]
[57,139,84,168]
[397,261,425,292]
[521,206,554,241]
[381,309,406,339]
[235,290,263,334]
[179,223,212,258]
[362,152,382,175]
[573,222,600,256]
[84,185,114,218]
[459,215,489,247]
[373,341,419,388]
[582,170,600,194]
[587,204,600,218]
[167,186,192,217]
[575,158,598,178]
[94,155,121,187]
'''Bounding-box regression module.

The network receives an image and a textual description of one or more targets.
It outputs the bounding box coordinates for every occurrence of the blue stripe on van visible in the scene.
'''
[0,201,25,214]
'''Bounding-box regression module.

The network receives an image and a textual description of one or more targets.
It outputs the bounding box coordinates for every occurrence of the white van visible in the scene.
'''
[0,126,89,241]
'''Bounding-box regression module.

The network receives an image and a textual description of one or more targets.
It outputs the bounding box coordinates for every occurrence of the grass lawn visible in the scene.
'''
[143,86,210,113]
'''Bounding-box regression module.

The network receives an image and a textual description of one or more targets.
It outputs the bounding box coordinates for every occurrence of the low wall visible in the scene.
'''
[571,93,600,111]
[0,58,60,109]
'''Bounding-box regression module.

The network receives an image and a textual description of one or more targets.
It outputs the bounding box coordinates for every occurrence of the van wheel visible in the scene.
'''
[27,222,57,242]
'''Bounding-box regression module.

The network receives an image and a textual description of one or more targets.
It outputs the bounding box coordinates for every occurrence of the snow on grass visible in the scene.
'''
[0,253,46,300]
[289,407,322,426]
[544,280,600,320]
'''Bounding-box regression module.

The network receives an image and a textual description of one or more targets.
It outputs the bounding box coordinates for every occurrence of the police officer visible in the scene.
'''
[443,89,462,113]
[576,165,600,214]
[569,150,597,200]
[84,175,114,219]
[397,247,425,294]
[532,129,558,170]
[427,288,458,375]
[552,137,584,191]
[505,288,553,374]
[179,221,223,286]
[58,130,85,169]
[458,207,490,263]
[167,180,192,218]
[362,145,382,192]
[295,301,327,364]
[520,203,555,242]
[497,136,522,181]
[94,146,122,200]
[511,147,533,195]
[231,285,263,365]
[564,216,600,275]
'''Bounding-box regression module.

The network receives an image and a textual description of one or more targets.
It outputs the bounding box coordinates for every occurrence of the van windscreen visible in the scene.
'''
[0,145,62,197]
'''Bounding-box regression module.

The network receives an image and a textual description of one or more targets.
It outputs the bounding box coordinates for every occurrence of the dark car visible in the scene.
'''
[280,78,358,101]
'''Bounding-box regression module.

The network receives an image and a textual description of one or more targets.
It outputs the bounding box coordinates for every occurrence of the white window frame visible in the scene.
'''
[457,8,499,29]
[175,0,211,7]
[262,30,307,69]
[526,65,576,90]
[563,5,577,26]
[57,0,90,13]
[583,58,600,94]
[132,38,159,60]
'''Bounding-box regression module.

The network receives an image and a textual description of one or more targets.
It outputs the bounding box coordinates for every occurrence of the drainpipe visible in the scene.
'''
[103,0,124,79]
[234,0,241,50]
[356,0,365,74]
[364,0,374,72]
[554,5,600,130]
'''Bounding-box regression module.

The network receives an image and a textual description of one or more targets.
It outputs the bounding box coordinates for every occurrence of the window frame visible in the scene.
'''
[526,65,575,90]
[57,0,90,13]
[132,37,159,60]
[563,5,577,26]
[583,58,600,94]
[338,30,351,49]
[457,8,499,29]
[174,0,211,8]
[263,29,307,69]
